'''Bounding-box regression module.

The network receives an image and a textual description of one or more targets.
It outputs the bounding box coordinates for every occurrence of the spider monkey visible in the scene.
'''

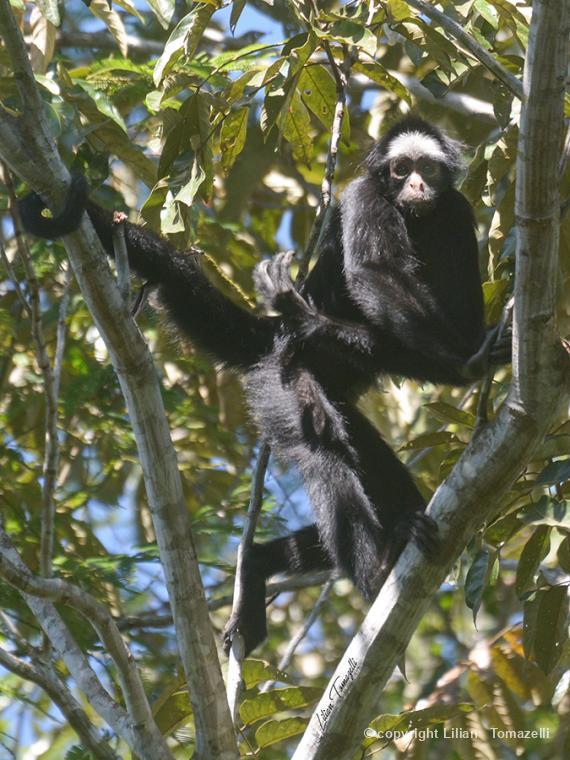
[19,116,510,656]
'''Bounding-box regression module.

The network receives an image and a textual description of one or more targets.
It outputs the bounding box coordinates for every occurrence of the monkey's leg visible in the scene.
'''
[336,404,438,598]
[222,524,331,656]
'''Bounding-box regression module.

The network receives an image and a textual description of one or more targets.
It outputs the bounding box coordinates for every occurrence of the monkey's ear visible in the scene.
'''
[19,174,90,240]
[440,134,466,180]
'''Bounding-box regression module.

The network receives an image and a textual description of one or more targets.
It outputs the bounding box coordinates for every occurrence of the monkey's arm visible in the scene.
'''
[255,252,510,384]
[19,176,275,370]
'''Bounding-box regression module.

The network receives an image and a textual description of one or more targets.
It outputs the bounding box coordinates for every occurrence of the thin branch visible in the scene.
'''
[292,1,568,756]
[4,170,63,578]
[117,570,334,630]
[261,578,335,693]
[277,578,335,671]
[226,443,271,721]
[0,528,172,759]
[406,0,524,101]
[53,263,72,402]
[298,45,351,280]
[0,244,31,317]
[559,121,570,178]
[476,297,514,428]
[112,215,131,304]
[0,646,118,760]
[1,10,43,114]
[0,3,238,755]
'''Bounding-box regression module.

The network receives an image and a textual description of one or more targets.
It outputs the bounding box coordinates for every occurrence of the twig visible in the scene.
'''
[298,44,351,280]
[226,443,271,721]
[0,527,172,759]
[291,1,568,755]
[117,570,334,630]
[0,646,118,760]
[406,0,524,101]
[559,121,570,178]
[261,577,335,693]
[475,296,514,428]
[112,213,131,303]
[0,3,238,752]
[4,170,66,578]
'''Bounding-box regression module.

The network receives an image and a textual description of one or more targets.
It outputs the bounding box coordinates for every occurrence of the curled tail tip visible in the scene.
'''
[18,173,89,239]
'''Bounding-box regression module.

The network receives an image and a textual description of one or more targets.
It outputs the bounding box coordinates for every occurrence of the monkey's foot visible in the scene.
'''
[222,608,267,658]
[395,512,440,557]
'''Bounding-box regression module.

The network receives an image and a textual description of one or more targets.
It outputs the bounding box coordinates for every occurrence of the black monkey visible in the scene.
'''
[19,116,510,656]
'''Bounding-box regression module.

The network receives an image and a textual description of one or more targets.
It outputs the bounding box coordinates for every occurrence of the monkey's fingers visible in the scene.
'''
[489,325,512,365]
[266,251,296,293]
[253,259,280,307]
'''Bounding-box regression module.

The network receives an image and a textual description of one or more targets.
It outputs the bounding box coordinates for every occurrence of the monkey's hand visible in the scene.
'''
[461,324,512,380]
[253,251,314,321]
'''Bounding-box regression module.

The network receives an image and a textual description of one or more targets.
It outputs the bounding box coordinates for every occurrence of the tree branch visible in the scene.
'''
[0,527,172,759]
[226,444,271,720]
[0,645,119,760]
[406,0,524,101]
[0,2,238,757]
[117,570,334,630]
[292,2,568,756]
[299,45,351,279]
[2,170,70,577]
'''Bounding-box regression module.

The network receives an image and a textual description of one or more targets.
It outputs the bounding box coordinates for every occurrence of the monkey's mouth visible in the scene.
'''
[397,197,436,216]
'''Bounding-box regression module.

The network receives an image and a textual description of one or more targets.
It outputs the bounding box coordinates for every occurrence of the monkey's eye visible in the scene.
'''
[418,159,438,177]
[391,158,413,178]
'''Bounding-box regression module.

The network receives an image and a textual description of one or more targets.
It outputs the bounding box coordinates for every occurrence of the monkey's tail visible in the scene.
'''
[18,174,90,239]
[19,175,276,372]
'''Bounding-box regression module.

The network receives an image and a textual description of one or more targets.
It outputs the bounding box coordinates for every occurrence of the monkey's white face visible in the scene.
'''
[389,156,442,213]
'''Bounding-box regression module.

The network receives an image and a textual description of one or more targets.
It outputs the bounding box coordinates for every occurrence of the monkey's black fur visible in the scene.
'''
[19,117,510,656]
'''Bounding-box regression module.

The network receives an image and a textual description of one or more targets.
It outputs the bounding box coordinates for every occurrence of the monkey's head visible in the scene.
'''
[366,116,464,216]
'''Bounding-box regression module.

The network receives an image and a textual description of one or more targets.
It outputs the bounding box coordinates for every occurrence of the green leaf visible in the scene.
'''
[280,89,313,166]
[522,497,570,529]
[230,0,246,33]
[488,182,515,271]
[286,32,317,75]
[536,458,570,487]
[475,0,499,29]
[255,717,308,749]
[352,61,412,105]
[315,21,377,57]
[146,0,176,29]
[482,279,509,323]
[399,431,462,452]
[224,69,260,103]
[460,142,489,206]
[558,537,570,573]
[34,0,60,26]
[174,156,206,208]
[152,673,193,735]
[154,4,216,85]
[240,686,321,725]
[297,65,336,129]
[515,525,551,596]
[241,659,289,690]
[424,402,475,428]
[465,548,492,621]
[211,41,282,71]
[220,107,248,172]
[74,81,127,132]
[387,0,409,22]
[64,746,93,760]
[525,587,569,674]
